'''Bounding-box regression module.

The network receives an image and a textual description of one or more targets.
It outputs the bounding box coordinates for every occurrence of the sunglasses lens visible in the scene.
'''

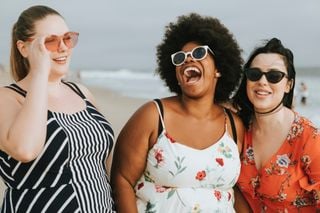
[63,32,79,49]
[44,35,59,51]
[245,68,286,83]
[172,52,186,66]
[245,68,262,81]
[44,32,79,52]
[266,71,285,83]
[192,47,207,60]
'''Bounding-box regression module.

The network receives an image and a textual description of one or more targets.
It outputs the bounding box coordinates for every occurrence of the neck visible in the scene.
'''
[254,101,283,117]
[252,107,294,132]
[179,95,220,119]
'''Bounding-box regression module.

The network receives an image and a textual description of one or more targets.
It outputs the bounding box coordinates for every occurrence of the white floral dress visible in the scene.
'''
[135,100,241,213]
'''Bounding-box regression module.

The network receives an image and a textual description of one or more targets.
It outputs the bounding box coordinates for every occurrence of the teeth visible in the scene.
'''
[183,67,200,77]
[54,56,67,61]
[256,90,271,95]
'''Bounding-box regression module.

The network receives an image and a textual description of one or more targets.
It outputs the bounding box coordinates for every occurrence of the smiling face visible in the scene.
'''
[175,42,219,99]
[246,53,292,113]
[32,15,73,79]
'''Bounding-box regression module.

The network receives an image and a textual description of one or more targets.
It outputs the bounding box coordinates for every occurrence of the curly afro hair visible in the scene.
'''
[156,13,243,103]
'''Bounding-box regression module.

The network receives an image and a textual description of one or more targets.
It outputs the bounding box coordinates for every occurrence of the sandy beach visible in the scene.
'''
[0,69,147,205]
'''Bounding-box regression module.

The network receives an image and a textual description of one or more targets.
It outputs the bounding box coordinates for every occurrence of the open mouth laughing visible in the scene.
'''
[183,66,202,84]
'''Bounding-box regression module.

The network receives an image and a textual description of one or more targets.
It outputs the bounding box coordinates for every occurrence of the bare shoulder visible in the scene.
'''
[122,100,159,130]
[117,100,160,146]
[0,87,21,107]
[71,82,96,105]
[0,87,22,141]
[72,82,93,97]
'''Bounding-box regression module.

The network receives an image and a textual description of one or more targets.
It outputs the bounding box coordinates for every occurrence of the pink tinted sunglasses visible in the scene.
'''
[27,31,79,52]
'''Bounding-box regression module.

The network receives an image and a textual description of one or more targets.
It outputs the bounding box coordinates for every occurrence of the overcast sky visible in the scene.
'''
[1,0,319,71]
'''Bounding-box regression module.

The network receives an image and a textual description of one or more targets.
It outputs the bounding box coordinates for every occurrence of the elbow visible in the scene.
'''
[13,149,41,163]
[1,139,43,163]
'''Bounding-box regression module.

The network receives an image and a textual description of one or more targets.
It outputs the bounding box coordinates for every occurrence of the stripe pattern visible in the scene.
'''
[0,83,115,212]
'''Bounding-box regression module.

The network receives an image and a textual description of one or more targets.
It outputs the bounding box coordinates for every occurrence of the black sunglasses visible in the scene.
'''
[244,68,288,84]
[171,45,215,66]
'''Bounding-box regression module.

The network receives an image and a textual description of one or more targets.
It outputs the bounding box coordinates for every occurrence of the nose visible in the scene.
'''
[258,73,268,84]
[57,38,68,52]
[185,52,195,63]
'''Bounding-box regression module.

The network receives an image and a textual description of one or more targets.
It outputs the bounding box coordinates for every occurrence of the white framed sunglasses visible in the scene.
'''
[171,45,215,66]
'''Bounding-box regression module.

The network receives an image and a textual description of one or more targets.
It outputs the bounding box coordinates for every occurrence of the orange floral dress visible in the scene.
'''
[237,113,320,212]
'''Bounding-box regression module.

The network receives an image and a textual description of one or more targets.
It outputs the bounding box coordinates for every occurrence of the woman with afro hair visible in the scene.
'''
[111,13,247,212]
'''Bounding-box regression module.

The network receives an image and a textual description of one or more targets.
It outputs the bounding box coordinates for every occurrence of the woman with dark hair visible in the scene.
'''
[111,13,245,212]
[235,38,320,212]
[0,5,115,212]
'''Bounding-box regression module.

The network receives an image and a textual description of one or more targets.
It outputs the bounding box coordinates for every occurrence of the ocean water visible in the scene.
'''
[79,69,173,99]
[79,68,320,127]
[294,71,320,127]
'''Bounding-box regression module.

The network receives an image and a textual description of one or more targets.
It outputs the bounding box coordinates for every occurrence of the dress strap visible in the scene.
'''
[225,108,237,143]
[62,81,86,99]
[5,84,27,97]
[153,99,165,137]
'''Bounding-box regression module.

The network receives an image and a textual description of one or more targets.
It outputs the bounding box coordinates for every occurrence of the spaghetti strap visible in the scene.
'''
[5,84,27,97]
[225,108,237,143]
[62,81,86,99]
[153,99,165,136]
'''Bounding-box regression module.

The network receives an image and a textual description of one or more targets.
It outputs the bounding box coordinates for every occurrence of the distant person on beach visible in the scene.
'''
[235,38,320,212]
[0,64,5,73]
[111,13,248,212]
[0,5,115,212]
[299,81,309,105]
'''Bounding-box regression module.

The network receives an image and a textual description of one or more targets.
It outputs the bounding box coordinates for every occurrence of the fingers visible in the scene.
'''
[27,35,51,75]
[29,35,48,53]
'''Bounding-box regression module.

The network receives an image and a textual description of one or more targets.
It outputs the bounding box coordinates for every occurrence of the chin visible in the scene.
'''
[52,67,69,77]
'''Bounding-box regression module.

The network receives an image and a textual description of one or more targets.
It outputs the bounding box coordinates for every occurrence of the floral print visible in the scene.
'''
[217,142,233,158]
[134,104,241,212]
[276,154,291,168]
[135,109,240,212]
[191,204,201,213]
[214,190,222,201]
[216,158,224,166]
[135,130,240,212]
[168,156,187,177]
[246,146,254,161]
[237,113,320,212]
[154,148,164,168]
[195,170,206,181]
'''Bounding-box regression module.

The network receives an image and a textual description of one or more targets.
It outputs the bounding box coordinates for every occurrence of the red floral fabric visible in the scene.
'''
[237,113,320,212]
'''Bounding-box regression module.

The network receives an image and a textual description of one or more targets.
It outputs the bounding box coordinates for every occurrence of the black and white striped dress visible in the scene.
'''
[0,82,115,212]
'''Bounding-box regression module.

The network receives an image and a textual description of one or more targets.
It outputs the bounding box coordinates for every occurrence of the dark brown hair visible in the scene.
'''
[234,38,296,128]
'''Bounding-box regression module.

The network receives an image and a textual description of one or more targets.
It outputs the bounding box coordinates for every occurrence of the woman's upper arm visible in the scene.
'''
[0,89,21,151]
[111,101,158,186]
[300,126,320,190]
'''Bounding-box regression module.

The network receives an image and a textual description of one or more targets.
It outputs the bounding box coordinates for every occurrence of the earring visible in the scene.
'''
[215,72,221,78]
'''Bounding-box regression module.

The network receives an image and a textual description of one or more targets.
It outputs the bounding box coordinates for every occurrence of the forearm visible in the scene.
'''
[113,179,138,213]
